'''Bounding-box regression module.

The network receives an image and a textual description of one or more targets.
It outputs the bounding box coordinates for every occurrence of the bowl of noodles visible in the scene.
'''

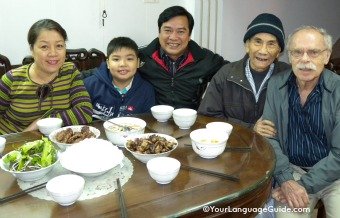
[103,117,146,147]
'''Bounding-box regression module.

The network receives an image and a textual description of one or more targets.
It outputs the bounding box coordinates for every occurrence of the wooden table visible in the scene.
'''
[0,114,275,217]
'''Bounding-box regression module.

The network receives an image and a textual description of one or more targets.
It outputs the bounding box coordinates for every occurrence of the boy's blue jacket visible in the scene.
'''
[84,62,155,118]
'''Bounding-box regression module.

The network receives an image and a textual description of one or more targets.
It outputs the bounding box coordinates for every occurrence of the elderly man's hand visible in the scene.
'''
[272,187,288,204]
[254,118,276,138]
[280,180,309,209]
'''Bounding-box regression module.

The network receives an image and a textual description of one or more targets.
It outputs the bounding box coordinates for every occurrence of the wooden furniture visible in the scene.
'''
[0,114,275,217]
[0,53,12,77]
[21,48,106,71]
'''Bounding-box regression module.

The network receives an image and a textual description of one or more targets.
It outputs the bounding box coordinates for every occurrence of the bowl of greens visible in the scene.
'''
[0,137,59,182]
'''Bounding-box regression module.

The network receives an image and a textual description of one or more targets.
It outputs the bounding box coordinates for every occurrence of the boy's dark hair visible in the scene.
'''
[158,6,194,35]
[28,19,67,49]
[107,37,139,57]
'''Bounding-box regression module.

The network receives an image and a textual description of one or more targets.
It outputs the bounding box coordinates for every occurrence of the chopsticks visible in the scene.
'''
[184,143,251,152]
[0,182,47,205]
[181,165,240,182]
[116,178,128,218]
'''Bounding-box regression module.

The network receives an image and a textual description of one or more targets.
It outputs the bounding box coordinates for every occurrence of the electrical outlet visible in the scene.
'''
[143,0,159,3]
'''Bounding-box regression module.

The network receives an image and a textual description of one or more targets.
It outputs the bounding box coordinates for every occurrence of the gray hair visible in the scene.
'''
[286,26,333,52]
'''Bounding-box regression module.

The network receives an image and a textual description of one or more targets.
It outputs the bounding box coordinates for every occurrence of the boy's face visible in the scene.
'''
[107,48,139,88]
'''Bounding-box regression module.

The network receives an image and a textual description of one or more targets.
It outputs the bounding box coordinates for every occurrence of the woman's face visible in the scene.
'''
[31,29,66,75]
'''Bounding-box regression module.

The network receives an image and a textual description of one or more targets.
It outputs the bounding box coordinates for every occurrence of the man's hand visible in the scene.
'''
[254,118,276,138]
[272,187,288,204]
[280,180,309,209]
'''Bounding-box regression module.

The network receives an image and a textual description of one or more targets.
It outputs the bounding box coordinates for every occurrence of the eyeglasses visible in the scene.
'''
[250,38,279,51]
[288,49,328,59]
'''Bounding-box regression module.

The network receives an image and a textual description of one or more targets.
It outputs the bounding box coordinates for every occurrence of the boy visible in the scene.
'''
[84,37,155,118]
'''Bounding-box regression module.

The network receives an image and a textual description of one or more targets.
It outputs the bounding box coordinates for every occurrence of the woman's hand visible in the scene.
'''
[254,118,276,138]
[23,118,40,132]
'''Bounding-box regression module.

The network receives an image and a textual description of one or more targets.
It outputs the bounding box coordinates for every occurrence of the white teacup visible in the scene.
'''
[0,136,6,154]
[206,122,233,136]
[172,108,197,129]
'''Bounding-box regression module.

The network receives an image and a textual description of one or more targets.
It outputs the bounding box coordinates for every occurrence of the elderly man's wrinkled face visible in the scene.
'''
[288,29,331,84]
[245,33,281,72]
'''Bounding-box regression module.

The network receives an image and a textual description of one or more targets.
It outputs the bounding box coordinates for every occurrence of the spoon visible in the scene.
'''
[92,115,132,131]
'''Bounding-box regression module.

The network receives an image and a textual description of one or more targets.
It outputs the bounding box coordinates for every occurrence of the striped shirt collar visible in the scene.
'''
[245,58,274,102]
[113,77,134,94]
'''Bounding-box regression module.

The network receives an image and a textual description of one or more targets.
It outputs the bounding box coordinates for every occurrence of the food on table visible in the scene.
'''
[55,126,96,144]
[107,123,141,132]
[126,134,176,154]
[2,137,57,172]
[199,139,220,144]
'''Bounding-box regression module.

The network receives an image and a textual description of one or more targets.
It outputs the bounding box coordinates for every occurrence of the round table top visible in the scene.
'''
[0,113,275,217]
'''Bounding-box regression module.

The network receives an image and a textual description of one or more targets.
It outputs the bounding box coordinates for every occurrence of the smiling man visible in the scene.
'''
[198,13,290,130]
[139,6,225,110]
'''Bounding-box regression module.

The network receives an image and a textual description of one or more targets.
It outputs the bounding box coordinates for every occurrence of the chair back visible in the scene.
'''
[0,54,12,77]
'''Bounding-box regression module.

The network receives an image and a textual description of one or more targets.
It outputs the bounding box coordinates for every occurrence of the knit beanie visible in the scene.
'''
[243,13,285,52]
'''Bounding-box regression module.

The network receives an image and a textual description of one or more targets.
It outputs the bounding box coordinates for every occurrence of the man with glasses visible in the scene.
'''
[139,6,225,110]
[198,13,290,132]
[262,26,340,217]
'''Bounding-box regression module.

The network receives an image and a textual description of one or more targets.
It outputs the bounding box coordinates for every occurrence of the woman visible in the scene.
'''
[0,19,93,134]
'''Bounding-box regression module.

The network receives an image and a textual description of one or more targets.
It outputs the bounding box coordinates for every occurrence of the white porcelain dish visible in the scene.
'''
[0,153,59,182]
[147,157,181,184]
[190,128,229,159]
[46,174,85,206]
[125,133,178,163]
[37,117,63,136]
[49,125,100,150]
[206,122,233,136]
[60,138,124,177]
[172,108,197,129]
[103,117,146,147]
[151,105,174,122]
[0,136,6,154]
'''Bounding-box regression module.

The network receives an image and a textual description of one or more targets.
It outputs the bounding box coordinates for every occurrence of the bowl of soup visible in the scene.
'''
[103,117,146,147]
[190,128,229,159]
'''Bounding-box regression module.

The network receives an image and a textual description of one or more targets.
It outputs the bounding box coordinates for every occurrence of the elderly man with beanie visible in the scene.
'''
[198,13,290,135]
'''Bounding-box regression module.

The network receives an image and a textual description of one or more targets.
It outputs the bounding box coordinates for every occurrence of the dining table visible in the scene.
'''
[0,114,275,217]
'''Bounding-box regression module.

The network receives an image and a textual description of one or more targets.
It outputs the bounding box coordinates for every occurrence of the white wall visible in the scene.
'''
[221,0,340,62]
[0,0,195,65]
[1,0,339,65]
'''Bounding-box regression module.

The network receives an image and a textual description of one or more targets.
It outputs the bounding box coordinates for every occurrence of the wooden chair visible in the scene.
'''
[65,48,88,71]
[87,48,106,70]
[0,53,12,77]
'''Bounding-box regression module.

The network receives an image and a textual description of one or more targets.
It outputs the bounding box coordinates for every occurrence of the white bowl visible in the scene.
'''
[151,105,174,122]
[0,136,6,153]
[172,108,197,129]
[37,118,63,136]
[125,133,178,163]
[147,157,181,184]
[46,174,85,206]
[103,117,146,147]
[49,125,100,150]
[0,153,59,181]
[190,128,229,159]
[206,122,233,136]
[60,138,124,177]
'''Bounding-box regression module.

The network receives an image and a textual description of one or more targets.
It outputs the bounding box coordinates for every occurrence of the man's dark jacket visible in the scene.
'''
[139,38,226,109]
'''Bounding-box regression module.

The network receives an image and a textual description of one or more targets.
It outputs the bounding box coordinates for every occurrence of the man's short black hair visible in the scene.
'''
[107,37,139,57]
[158,6,194,35]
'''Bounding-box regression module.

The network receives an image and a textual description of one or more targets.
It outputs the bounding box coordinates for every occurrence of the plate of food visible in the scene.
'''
[0,137,59,181]
[125,133,178,163]
[49,125,100,151]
